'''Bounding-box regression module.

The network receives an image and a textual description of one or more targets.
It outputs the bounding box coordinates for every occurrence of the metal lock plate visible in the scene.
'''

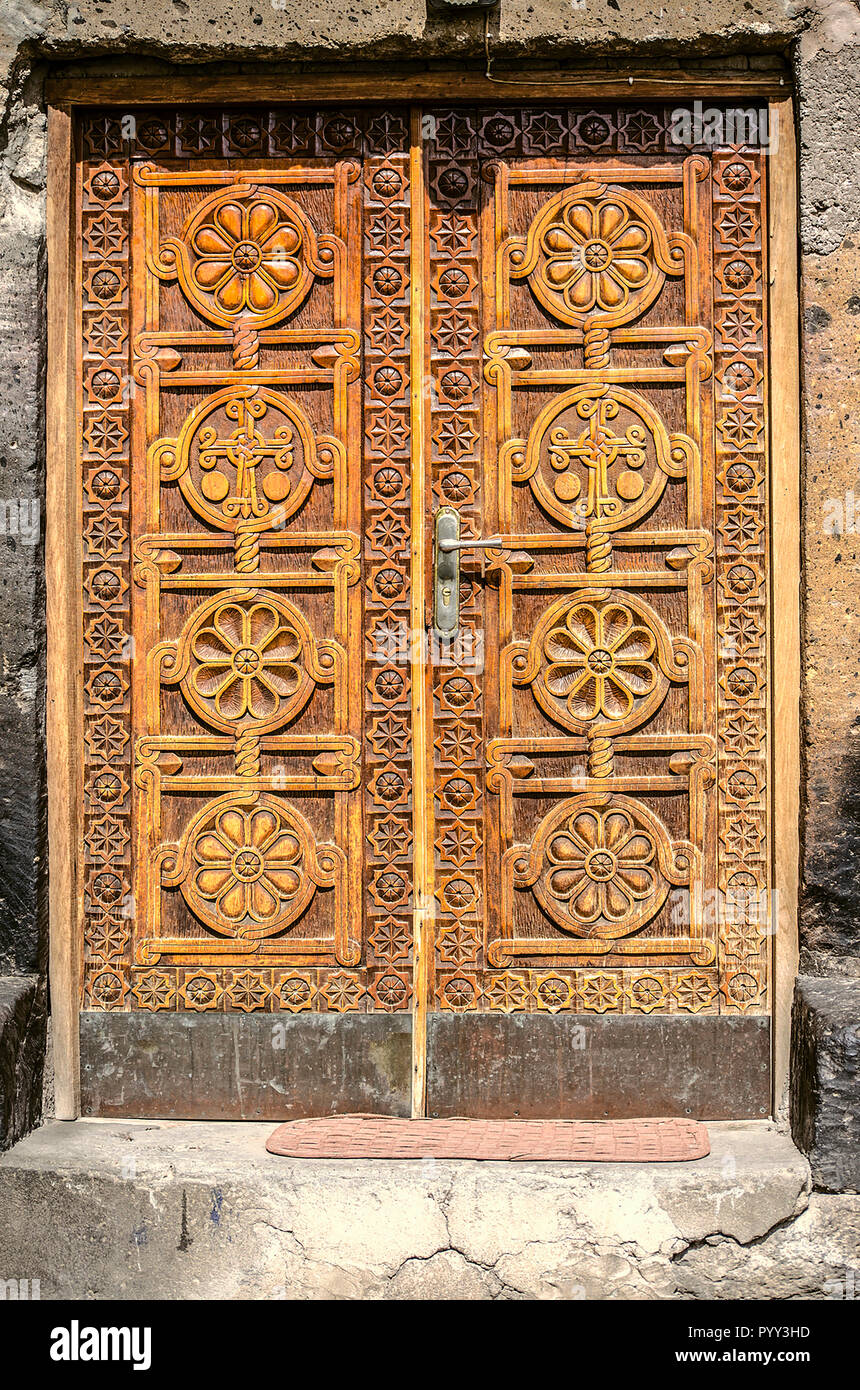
[433,505,460,638]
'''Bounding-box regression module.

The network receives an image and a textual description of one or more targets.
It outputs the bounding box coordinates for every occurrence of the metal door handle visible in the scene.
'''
[438,536,504,553]
[433,506,503,637]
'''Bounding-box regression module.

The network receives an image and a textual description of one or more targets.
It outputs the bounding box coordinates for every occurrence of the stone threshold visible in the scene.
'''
[4,1116,851,1299]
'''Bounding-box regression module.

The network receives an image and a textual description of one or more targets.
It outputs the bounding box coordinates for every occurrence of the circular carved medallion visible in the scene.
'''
[170,591,317,735]
[526,592,676,736]
[162,186,320,327]
[159,385,334,534]
[513,183,682,328]
[166,795,323,939]
[519,794,691,940]
[522,384,694,532]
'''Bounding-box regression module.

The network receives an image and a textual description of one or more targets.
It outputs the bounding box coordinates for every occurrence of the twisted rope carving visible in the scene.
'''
[232,319,260,371]
[587,730,614,780]
[235,728,261,778]
[234,525,260,573]
[583,321,611,372]
[585,519,612,574]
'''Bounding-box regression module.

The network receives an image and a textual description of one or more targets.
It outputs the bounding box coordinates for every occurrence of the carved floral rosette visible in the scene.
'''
[158,793,343,941]
[512,793,698,941]
[507,182,685,329]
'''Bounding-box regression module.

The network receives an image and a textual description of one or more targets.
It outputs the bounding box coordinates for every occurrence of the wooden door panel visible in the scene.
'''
[73,101,775,1118]
[131,156,363,996]
[423,106,772,1115]
[423,108,769,1016]
[484,154,719,990]
[77,108,417,1113]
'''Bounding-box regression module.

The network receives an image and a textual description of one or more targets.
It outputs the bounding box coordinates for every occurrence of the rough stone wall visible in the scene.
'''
[0,0,804,72]
[0,0,856,1165]
[791,976,859,1191]
[0,975,45,1149]
[0,54,46,978]
[794,10,860,977]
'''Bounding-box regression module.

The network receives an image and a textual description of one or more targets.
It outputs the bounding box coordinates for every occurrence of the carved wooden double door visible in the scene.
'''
[75,102,774,1118]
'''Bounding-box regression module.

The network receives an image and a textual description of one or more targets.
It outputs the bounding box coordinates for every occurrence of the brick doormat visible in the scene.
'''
[266,1115,710,1162]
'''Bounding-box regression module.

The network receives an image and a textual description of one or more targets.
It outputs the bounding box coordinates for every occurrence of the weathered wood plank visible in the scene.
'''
[427,1014,770,1119]
[80,1013,412,1119]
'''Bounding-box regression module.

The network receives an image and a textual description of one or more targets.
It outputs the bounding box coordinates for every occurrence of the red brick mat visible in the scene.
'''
[266,1115,710,1162]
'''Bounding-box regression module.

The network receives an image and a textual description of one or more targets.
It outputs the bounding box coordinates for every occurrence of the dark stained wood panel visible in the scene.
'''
[427,1013,770,1119]
[81,1012,412,1119]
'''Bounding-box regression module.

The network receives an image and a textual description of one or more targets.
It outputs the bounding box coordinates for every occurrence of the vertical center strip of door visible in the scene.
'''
[409,108,433,1115]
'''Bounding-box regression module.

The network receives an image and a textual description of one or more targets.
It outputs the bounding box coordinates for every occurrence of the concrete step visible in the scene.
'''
[4,1117,856,1299]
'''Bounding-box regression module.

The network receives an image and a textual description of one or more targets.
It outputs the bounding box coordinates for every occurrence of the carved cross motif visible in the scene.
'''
[197,394,295,521]
[547,396,647,522]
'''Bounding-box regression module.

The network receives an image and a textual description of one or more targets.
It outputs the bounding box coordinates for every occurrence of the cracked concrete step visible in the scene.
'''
[2,1118,849,1299]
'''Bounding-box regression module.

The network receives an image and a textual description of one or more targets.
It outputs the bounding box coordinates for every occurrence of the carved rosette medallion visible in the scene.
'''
[161,590,332,735]
[519,591,685,736]
[515,794,696,940]
[510,183,683,328]
[158,185,327,327]
[162,794,339,940]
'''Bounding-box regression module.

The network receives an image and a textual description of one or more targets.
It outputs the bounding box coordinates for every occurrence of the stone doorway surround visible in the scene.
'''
[0,0,858,1299]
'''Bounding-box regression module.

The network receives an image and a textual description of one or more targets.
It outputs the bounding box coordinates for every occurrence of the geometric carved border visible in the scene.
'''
[75,105,773,1024]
